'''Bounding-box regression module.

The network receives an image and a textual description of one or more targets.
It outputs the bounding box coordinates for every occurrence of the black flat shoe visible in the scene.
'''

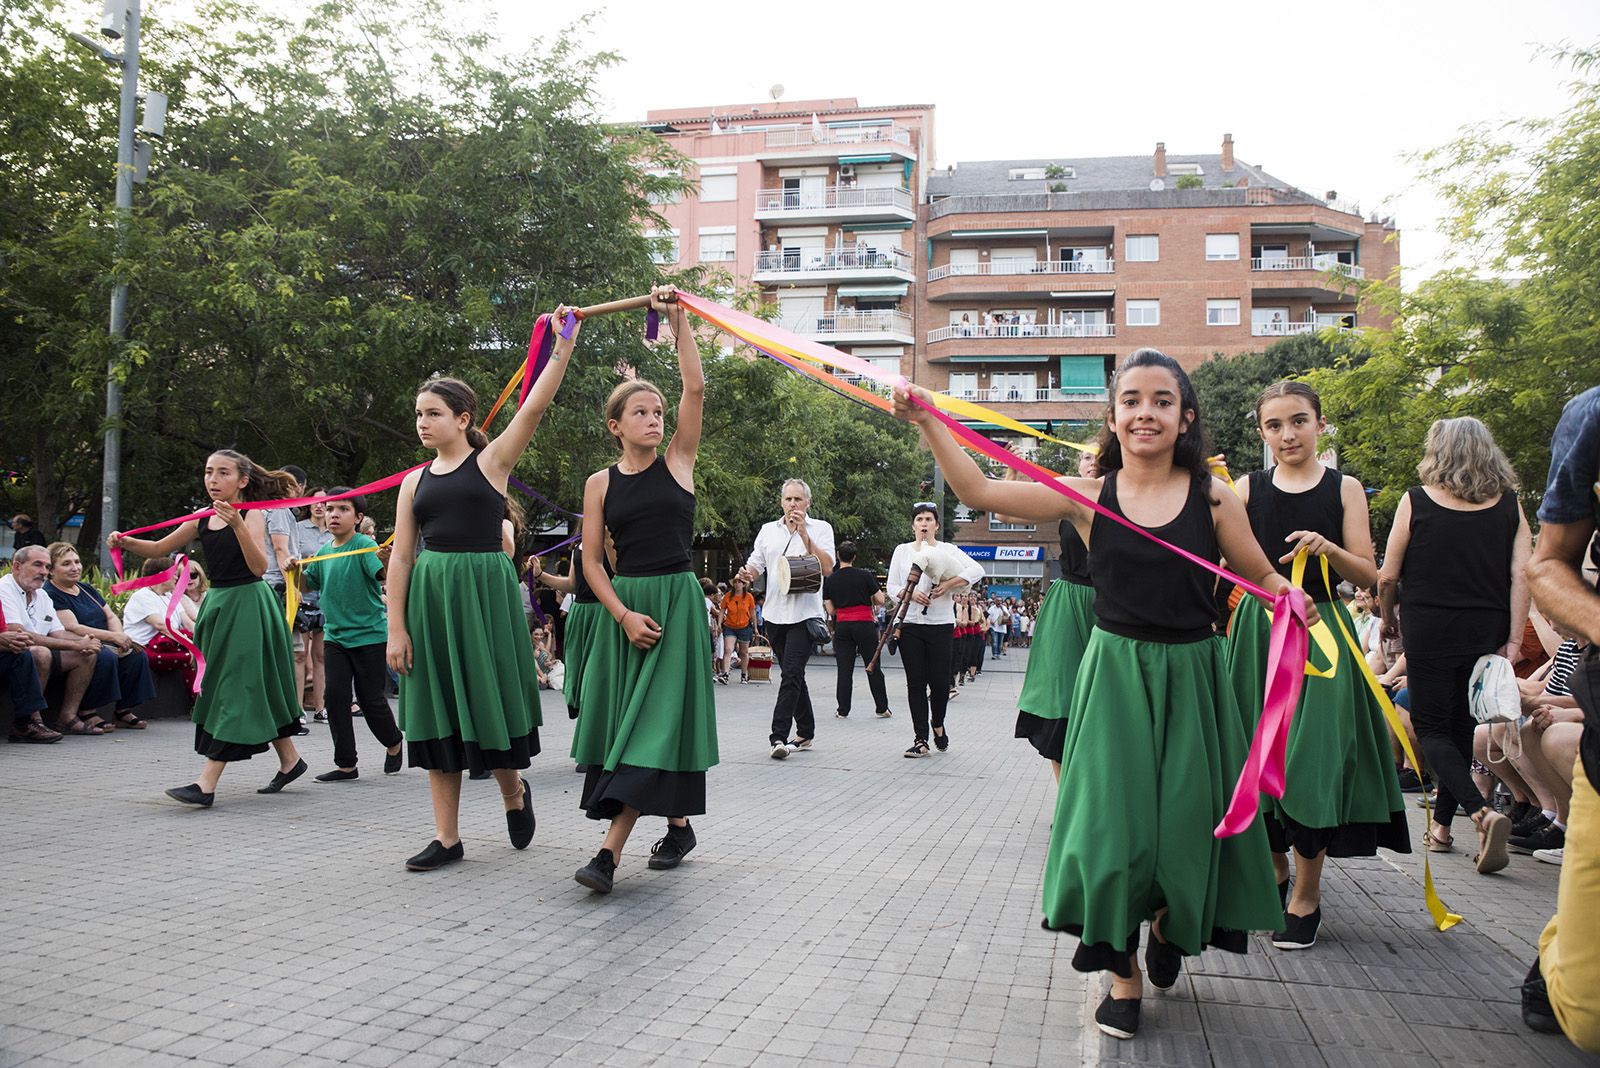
[1094,993,1141,1039]
[1277,878,1290,911]
[257,758,307,794]
[575,848,617,893]
[647,822,697,870]
[315,769,359,783]
[1522,957,1561,1034]
[1272,907,1321,950]
[933,728,949,752]
[468,768,491,781]
[1145,933,1183,991]
[405,839,464,872]
[165,783,214,808]
[506,778,535,850]
[384,748,403,775]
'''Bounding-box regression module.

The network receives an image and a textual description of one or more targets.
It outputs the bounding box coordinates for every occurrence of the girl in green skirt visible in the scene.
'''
[1225,381,1409,950]
[572,289,717,894]
[894,349,1304,1040]
[385,306,580,872]
[529,545,602,723]
[1015,448,1099,780]
[110,451,305,806]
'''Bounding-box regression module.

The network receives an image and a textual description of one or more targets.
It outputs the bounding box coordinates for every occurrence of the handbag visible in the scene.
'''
[1468,653,1520,725]
[805,617,831,645]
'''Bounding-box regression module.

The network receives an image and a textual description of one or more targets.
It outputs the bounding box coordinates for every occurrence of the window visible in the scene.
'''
[697,230,736,262]
[699,173,737,202]
[1126,299,1160,326]
[1125,234,1159,262]
[1058,355,1107,396]
[646,169,680,205]
[1008,167,1047,181]
[1205,234,1240,261]
[1206,299,1241,326]
[645,230,679,265]
[948,372,979,399]
[990,516,1037,533]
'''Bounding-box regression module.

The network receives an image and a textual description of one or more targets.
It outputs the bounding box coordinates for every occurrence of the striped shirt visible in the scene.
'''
[1545,639,1583,698]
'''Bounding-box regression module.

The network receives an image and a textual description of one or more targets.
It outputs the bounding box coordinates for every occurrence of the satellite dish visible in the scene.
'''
[769,84,785,102]
[1149,178,1166,191]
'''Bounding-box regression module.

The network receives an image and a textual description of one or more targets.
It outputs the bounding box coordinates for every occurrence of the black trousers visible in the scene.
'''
[767,620,816,743]
[832,619,890,716]
[900,623,953,742]
[325,641,403,769]
[3,650,46,724]
[1408,651,1489,826]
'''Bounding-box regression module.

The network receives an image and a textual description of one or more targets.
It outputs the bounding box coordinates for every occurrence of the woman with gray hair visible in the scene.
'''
[1378,416,1531,874]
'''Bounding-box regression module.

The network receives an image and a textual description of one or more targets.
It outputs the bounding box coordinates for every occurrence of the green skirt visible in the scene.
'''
[562,599,605,719]
[1226,596,1411,858]
[1040,629,1282,975]
[1015,579,1096,761]
[191,581,300,760]
[400,550,541,773]
[571,571,718,819]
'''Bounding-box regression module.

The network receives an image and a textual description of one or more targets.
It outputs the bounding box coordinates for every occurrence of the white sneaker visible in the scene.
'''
[1533,847,1564,866]
[787,738,813,752]
[770,742,789,760]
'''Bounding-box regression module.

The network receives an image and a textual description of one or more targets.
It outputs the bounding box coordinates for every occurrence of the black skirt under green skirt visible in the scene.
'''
[1040,629,1282,976]
[571,571,718,820]
[399,550,541,774]
[1014,579,1096,761]
[1226,596,1410,858]
[190,582,300,762]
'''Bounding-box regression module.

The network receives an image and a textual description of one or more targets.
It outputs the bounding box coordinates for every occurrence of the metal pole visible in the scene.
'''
[99,1,138,574]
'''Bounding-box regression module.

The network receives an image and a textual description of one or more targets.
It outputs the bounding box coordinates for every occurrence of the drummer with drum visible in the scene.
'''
[736,478,836,761]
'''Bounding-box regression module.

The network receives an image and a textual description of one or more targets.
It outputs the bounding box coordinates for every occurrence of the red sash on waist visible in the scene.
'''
[835,606,873,623]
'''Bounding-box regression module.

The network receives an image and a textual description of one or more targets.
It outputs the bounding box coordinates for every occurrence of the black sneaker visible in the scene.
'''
[575,848,617,893]
[165,783,214,808]
[647,822,697,870]
[933,728,949,752]
[875,709,893,718]
[312,710,328,723]
[1508,800,1536,827]
[468,768,491,780]
[1094,993,1141,1039]
[505,778,535,850]
[405,839,463,871]
[1145,935,1183,991]
[384,748,403,775]
[1513,811,1552,838]
[1522,958,1562,1034]
[257,758,307,794]
[1510,821,1564,855]
[1396,767,1423,792]
[835,711,849,719]
[1272,908,1321,950]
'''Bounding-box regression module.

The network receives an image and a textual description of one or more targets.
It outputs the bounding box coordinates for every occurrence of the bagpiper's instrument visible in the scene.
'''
[867,562,923,672]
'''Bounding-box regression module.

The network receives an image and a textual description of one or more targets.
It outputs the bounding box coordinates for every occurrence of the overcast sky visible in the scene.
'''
[495,0,1599,282]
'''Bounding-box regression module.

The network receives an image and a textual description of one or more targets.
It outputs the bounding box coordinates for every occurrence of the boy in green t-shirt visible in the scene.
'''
[294,489,404,781]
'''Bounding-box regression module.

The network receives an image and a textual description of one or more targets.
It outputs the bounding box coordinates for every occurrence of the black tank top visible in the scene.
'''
[571,545,610,605]
[604,457,695,577]
[412,451,504,553]
[1090,471,1219,643]
[198,519,259,588]
[1059,521,1091,587]
[1399,487,1518,657]
[1245,466,1345,602]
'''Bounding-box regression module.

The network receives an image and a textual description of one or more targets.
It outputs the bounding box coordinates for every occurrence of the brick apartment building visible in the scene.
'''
[645,106,1399,589]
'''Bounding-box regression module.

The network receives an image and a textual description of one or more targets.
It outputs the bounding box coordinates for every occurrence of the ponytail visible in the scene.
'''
[468,427,489,449]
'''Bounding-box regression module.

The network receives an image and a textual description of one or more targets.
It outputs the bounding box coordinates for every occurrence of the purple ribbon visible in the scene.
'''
[645,308,660,341]
[560,310,577,340]
[508,476,582,518]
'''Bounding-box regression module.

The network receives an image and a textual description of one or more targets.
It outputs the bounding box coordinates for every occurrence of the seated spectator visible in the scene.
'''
[123,556,199,694]
[9,513,48,551]
[2,610,56,743]
[185,560,209,609]
[0,545,105,734]
[531,624,563,691]
[1488,635,1590,860]
[46,541,156,729]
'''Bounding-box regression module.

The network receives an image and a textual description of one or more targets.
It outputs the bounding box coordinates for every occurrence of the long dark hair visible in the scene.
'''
[1092,348,1214,483]
[209,449,300,501]
[417,377,490,450]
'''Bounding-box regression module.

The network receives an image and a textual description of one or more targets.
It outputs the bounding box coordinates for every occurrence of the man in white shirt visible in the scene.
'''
[737,479,835,759]
[987,600,1009,659]
[0,545,102,732]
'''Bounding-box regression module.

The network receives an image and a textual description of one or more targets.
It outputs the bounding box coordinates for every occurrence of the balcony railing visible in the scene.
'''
[754,247,913,275]
[1252,320,1356,337]
[755,184,914,215]
[788,310,913,337]
[1250,256,1364,281]
[927,258,1114,281]
[763,123,913,150]
[947,387,1108,404]
[927,322,1116,343]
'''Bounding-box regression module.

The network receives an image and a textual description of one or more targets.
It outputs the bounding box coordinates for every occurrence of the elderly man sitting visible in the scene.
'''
[0,545,107,734]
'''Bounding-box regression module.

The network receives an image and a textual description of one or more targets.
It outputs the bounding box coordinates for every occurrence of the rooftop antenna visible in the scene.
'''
[769,84,784,102]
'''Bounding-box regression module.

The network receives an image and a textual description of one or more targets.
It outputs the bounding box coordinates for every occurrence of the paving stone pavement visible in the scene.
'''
[1,647,1595,1068]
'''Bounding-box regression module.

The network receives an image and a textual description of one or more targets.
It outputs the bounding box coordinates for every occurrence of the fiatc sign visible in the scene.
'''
[958,545,1044,562]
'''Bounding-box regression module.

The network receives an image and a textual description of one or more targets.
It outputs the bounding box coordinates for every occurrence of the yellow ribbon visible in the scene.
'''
[284,535,394,630]
[1287,552,1341,680]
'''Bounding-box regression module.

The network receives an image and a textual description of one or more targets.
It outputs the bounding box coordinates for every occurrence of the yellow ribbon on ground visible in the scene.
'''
[283,535,395,630]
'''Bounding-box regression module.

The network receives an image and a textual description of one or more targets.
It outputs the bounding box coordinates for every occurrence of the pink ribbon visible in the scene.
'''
[116,554,206,695]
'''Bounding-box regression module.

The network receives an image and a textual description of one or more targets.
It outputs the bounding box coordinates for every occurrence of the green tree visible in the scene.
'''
[1189,333,1350,477]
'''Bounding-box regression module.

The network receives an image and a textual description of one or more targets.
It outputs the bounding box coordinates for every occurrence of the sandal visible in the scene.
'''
[1425,826,1453,853]
[1475,810,1510,874]
[117,712,148,730]
[60,717,107,736]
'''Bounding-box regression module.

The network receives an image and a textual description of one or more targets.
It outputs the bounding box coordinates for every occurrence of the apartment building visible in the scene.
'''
[642,98,935,384]
[920,136,1399,583]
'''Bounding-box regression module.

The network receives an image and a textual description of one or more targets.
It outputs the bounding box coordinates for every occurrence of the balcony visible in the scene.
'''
[1252,319,1357,337]
[753,247,914,285]
[753,184,915,224]
[927,322,1116,344]
[927,259,1115,282]
[1250,256,1364,281]
[788,309,915,345]
[755,123,917,165]
[948,387,1108,404]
